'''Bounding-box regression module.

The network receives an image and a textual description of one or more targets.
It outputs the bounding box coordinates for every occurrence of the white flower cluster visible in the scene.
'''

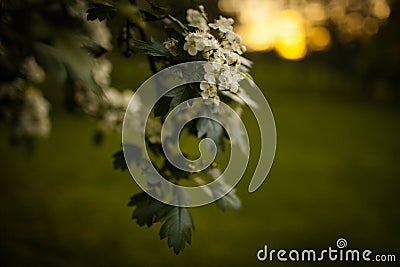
[67,0,135,133]
[92,57,112,89]
[145,117,162,144]
[0,57,51,139]
[16,88,51,138]
[20,56,46,84]
[178,6,248,105]
[186,5,208,31]
[75,57,135,132]
[99,87,133,132]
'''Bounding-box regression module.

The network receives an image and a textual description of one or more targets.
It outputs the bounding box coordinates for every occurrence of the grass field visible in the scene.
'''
[1,55,399,266]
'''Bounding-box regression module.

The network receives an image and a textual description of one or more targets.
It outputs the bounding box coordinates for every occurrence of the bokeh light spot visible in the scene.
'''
[309,27,331,51]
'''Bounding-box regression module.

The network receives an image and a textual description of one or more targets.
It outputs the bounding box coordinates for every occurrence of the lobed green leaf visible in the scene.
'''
[86,3,116,22]
[129,192,164,227]
[132,38,169,57]
[156,206,194,255]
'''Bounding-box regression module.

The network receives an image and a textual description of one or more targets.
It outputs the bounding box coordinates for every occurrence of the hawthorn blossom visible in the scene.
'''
[145,117,162,144]
[100,88,133,131]
[200,82,218,99]
[183,32,204,56]
[221,31,246,55]
[205,47,226,63]
[16,88,51,138]
[20,57,45,83]
[183,32,217,56]
[209,16,234,33]
[163,38,178,56]
[217,67,243,93]
[87,20,113,50]
[92,57,112,89]
[186,5,208,31]
[224,50,241,66]
[203,61,222,83]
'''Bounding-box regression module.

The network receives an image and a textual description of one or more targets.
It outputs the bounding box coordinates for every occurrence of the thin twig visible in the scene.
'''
[129,0,157,74]
[125,19,132,57]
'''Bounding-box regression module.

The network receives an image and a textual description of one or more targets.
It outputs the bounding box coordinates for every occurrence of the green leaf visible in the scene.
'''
[154,96,172,117]
[164,86,184,97]
[93,130,104,145]
[128,191,194,254]
[196,118,225,152]
[128,192,164,227]
[113,143,142,170]
[132,38,169,57]
[168,85,193,109]
[86,3,116,22]
[214,186,241,211]
[206,168,242,211]
[112,150,127,171]
[156,206,194,255]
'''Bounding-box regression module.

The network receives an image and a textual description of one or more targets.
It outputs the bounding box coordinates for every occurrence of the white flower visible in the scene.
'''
[104,88,133,109]
[221,31,245,55]
[17,88,51,138]
[199,81,220,108]
[20,57,46,83]
[200,82,218,99]
[203,33,219,50]
[186,6,208,31]
[206,47,226,63]
[123,93,144,132]
[104,88,122,107]
[87,20,113,50]
[145,117,162,144]
[209,16,234,33]
[218,67,243,93]
[183,32,216,56]
[163,38,178,56]
[203,61,222,83]
[226,31,242,43]
[92,57,112,89]
[121,89,133,108]
[74,83,100,115]
[183,32,203,56]
[224,50,241,66]
[98,88,134,131]
[0,78,24,99]
[101,111,121,130]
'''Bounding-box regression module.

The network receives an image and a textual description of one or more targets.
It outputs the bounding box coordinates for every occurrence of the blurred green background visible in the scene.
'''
[1,1,400,266]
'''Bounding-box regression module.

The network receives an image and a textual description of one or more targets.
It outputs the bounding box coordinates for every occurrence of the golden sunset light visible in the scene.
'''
[219,0,391,60]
